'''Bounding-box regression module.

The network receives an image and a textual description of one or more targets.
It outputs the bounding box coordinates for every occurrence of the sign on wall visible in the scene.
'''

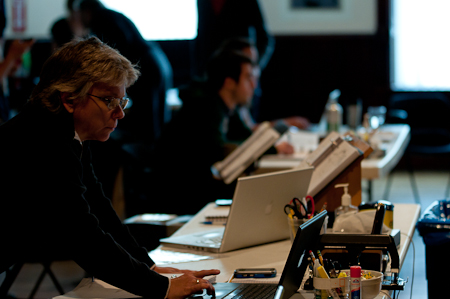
[259,0,377,35]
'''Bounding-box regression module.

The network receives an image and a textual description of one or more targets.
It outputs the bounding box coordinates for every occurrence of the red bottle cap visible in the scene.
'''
[350,266,361,277]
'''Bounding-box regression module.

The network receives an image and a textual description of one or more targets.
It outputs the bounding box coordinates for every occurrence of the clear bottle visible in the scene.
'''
[325,89,343,133]
[334,183,358,219]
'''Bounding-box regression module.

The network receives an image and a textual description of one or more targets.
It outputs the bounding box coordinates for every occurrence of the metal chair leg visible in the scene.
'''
[28,261,65,299]
[28,266,47,299]
[408,170,421,204]
[445,173,450,199]
[0,263,23,297]
[45,262,65,294]
[383,172,394,201]
[405,152,420,204]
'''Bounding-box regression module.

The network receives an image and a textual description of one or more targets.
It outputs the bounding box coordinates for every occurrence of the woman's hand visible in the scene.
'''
[165,269,221,299]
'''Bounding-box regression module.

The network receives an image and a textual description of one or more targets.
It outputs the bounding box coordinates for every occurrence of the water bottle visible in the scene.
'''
[325,89,343,133]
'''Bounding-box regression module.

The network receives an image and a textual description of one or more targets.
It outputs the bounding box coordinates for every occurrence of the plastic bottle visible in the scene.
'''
[325,89,343,133]
[334,183,358,219]
[350,266,361,299]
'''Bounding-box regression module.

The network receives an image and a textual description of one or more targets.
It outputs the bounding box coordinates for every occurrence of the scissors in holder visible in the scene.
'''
[305,196,315,218]
[284,198,307,219]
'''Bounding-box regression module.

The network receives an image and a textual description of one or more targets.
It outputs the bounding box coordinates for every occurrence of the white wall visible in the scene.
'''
[2,0,377,40]
[4,0,66,40]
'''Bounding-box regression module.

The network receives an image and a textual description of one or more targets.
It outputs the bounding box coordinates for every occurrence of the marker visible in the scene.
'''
[313,259,320,277]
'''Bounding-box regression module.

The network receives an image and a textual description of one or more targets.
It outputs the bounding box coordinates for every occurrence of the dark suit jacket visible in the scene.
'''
[88,7,173,145]
[0,102,168,298]
[150,82,253,215]
[195,0,274,76]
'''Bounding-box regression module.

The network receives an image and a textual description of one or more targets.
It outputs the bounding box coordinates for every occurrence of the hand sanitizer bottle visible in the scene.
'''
[334,183,358,219]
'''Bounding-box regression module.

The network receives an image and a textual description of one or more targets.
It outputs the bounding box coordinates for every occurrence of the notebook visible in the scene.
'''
[207,210,328,299]
[159,167,314,253]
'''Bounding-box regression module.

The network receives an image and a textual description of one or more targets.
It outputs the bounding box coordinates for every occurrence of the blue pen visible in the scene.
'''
[201,221,226,225]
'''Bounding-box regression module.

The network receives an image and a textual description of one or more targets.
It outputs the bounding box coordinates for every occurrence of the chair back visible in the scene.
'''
[389,92,450,130]
[389,92,450,152]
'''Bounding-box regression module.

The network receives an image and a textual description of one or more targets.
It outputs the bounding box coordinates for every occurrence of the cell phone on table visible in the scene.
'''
[216,199,232,206]
[234,268,277,278]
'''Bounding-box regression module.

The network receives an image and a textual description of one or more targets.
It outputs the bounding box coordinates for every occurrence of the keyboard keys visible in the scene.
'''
[222,284,277,299]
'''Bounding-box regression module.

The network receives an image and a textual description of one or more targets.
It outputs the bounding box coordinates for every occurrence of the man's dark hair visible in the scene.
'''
[216,37,254,55]
[75,0,105,11]
[206,50,254,92]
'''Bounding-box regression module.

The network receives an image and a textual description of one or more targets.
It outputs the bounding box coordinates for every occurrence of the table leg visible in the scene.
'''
[368,180,373,202]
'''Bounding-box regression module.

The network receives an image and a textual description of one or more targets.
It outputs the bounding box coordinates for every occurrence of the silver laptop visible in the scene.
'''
[159,167,314,253]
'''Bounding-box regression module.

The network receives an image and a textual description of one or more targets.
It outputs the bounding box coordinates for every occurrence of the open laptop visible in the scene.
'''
[160,167,314,253]
[201,210,328,299]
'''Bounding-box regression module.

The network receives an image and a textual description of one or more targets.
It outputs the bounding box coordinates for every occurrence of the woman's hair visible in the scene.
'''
[29,36,140,113]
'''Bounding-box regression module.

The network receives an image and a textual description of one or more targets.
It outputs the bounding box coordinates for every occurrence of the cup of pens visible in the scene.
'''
[287,216,308,243]
[284,195,328,242]
[285,197,322,242]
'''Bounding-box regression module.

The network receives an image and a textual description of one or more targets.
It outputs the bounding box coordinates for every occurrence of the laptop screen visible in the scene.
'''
[279,210,327,299]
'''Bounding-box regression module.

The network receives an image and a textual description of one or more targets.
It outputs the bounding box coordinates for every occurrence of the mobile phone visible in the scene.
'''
[234,268,277,278]
[215,199,232,206]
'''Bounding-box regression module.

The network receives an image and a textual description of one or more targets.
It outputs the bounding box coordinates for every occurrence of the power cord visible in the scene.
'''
[380,290,393,298]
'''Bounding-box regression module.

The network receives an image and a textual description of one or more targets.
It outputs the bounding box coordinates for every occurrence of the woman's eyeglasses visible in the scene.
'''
[88,94,130,110]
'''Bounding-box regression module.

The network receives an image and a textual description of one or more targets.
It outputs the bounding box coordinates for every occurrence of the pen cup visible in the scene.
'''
[287,216,329,243]
[287,217,308,243]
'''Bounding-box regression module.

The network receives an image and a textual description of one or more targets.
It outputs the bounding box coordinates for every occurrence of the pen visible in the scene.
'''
[317,250,324,266]
[288,213,297,237]
[306,195,315,216]
[300,197,308,215]
[308,250,316,263]
[324,259,341,295]
[200,221,226,225]
[317,266,340,299]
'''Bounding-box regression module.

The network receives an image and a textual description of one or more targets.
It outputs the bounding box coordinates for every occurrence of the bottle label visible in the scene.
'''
[327,122,340,133]
[326,110,342,132]
[350,278,361,299]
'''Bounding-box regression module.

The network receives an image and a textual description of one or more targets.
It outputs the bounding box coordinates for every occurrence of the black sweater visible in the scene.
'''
[0,102,168,297]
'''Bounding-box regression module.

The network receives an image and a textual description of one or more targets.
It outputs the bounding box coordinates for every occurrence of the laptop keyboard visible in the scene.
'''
[196,236,222,245]
[222,284,277,299]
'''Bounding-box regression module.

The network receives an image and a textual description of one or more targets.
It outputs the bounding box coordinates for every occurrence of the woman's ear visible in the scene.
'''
[61,92,74,113]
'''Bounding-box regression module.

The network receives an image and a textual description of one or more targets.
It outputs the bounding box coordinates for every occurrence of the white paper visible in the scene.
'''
[149,248,215,265]
[159,273,217,283]
[53,278,141,299]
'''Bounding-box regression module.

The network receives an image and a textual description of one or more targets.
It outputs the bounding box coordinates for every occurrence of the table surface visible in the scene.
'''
[154,202,421,299]
[257,124,411,180]
[360,124,411,180]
